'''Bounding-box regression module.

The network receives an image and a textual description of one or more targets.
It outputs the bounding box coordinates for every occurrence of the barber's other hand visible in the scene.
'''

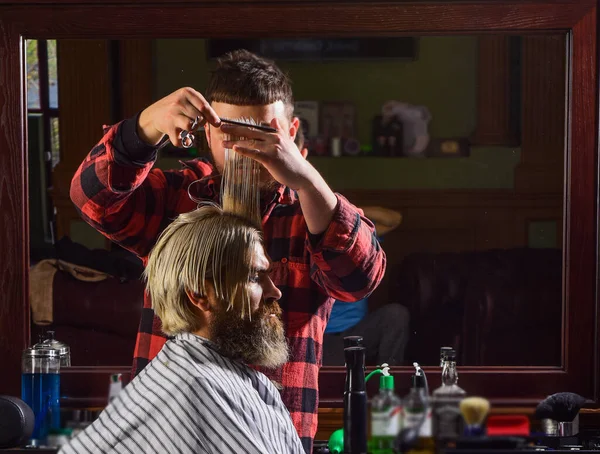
[221,118,316,191]
[137,87,221,147]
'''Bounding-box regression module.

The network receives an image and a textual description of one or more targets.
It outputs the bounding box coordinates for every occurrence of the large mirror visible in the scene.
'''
[26,34,566,369]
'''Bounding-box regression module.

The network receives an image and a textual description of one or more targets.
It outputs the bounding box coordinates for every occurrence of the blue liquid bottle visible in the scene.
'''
[21,344,61,446]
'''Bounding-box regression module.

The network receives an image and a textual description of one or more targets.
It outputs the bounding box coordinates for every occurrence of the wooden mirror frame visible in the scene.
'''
[0,0,597,409]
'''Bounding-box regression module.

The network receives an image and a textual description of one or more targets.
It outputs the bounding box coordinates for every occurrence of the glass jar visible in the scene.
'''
[21,346,61,446]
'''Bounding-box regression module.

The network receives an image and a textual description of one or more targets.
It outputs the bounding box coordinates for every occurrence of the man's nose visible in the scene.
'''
[264,277,282,302]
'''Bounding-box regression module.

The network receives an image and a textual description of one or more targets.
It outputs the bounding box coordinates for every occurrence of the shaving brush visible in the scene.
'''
[459,397,490,436]
[534,392,586,423]
[535,392,586,437]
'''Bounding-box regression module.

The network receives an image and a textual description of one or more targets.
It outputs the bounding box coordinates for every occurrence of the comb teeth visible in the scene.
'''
[220,117,277,132]
[221,117,258,132]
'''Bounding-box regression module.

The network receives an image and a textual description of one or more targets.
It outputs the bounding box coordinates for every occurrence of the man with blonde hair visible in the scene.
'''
[59,205,304,454]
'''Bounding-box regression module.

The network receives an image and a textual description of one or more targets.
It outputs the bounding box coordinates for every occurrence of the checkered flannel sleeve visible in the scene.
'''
[69,122,211,258]
[307,194,386,302]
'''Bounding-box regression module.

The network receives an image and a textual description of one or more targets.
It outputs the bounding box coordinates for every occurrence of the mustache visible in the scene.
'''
[255,300,282,319]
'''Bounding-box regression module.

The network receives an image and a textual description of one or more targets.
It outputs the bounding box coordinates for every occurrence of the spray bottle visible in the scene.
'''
[402,363,435,454]
[328,363,395,454]
[369,364,402,453]
[343,346,368,454]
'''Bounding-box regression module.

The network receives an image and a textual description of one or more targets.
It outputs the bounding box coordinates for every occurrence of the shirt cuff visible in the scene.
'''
[307,231,325,249]
[113,111,159,167]
[307,194,364,253]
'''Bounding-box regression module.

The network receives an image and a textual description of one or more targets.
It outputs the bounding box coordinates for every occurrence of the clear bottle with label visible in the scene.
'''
[433,349,465,398]
[403,373,428,431]
[432,348,466,450]
[404,371,435,454]
[369,369,402,453]
[108,373,123,403]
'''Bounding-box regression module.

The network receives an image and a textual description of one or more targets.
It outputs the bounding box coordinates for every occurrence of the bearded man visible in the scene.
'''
[58,205,304,454]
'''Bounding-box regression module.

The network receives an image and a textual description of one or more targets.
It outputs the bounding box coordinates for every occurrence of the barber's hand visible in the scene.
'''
[221,118,316,191]
[137,87,221,147]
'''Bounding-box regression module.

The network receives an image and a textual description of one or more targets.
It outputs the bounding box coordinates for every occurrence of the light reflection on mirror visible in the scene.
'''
[26,35,566,368]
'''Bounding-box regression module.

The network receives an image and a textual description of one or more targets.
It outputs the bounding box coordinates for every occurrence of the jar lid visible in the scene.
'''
[34,331,70,357]
[23,346,60,358]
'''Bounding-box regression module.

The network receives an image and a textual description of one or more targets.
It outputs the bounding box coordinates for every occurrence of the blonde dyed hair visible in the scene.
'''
[220,117,261,226]
[143,204,262,335]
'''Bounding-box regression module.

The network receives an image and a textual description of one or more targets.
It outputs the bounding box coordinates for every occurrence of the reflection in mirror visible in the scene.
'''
[26,35,566,368]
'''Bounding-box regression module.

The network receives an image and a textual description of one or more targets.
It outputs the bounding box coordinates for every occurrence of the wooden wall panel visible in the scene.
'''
[52,40,111,239]
[51,39,154,241]
[471,35,519,146]
[119,39,154,119]
[515,35,567,192]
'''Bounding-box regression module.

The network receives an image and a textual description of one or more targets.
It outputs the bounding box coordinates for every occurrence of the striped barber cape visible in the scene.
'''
[59,333,304,454]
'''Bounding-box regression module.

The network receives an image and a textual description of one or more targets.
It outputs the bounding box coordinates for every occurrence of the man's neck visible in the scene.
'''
[192,327,212,340]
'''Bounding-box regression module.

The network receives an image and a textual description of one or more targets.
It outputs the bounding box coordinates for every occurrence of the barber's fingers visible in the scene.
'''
[231,145,269,165]
[180,100,208,130]
[181,87,221,127]
[222,138,266,150]
[166,114,198,148]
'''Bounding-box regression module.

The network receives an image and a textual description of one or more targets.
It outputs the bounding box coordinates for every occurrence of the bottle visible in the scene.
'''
[328,428,344,454]
[343,346,368,454]
[369,365,402,453]
[344,335,364,349]
[433,349,465,398]
[403,365,434,454]
[439,347,453,367]
[108,373,123,403]
[432,348,466,450]
[47,428,73,448]
[21,343,61,446]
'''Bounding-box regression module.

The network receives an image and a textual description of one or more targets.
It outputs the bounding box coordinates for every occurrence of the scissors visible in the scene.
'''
[158,116,277,150]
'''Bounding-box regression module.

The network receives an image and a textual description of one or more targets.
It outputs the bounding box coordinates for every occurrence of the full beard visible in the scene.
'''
[209,300,289,369]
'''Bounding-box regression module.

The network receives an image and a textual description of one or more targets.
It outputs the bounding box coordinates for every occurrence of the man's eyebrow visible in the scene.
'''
[264,261,275,273]
[251,263,271,273]
[260,264,272,273]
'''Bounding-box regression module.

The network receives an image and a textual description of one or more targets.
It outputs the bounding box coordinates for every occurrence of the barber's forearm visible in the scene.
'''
[296,172,338,234]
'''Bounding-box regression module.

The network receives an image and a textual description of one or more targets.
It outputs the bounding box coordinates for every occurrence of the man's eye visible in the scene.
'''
[249,274,260,283]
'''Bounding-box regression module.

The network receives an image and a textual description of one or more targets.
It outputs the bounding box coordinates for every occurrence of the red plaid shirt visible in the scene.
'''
[69,117,386,453]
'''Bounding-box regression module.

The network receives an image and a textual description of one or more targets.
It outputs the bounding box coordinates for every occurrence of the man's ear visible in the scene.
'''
[185,288,212,313]
[289,116,300,143]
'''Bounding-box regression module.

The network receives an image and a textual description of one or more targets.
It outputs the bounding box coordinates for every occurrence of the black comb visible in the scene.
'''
[220,118,277,132]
